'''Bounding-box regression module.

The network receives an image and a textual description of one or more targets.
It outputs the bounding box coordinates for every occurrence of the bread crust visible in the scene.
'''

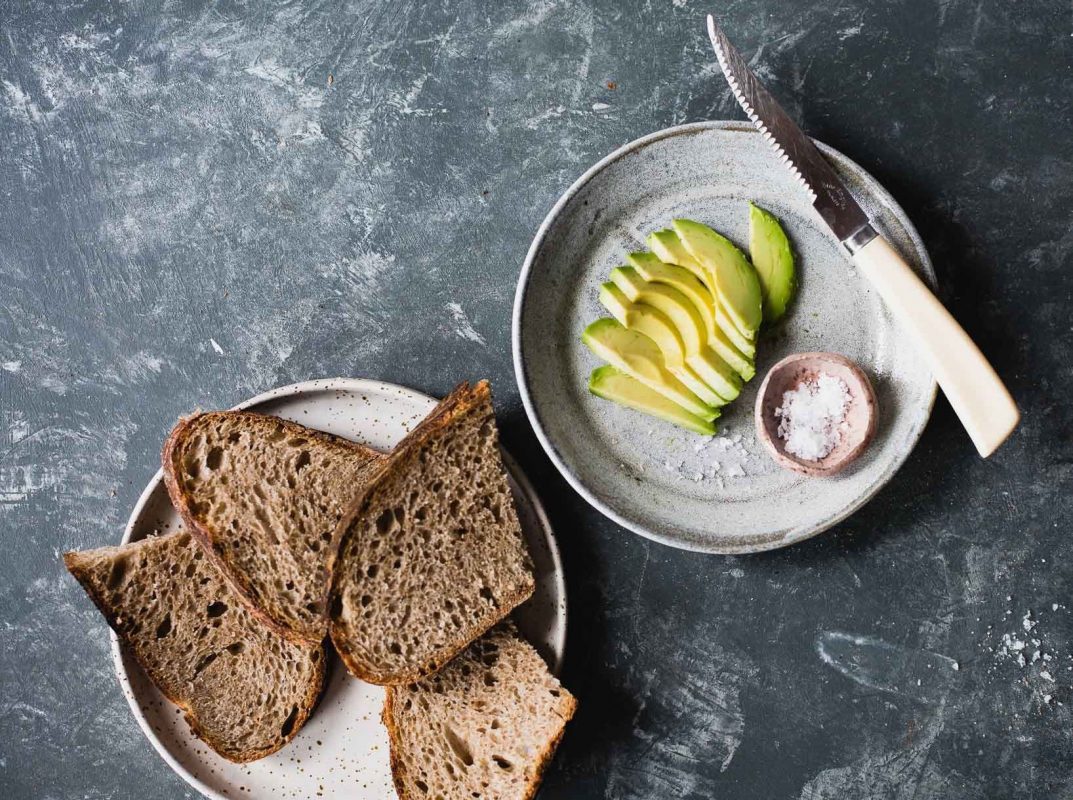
[328,381,536,685]
[162,409,382,644]
[520,692,577,800]
[381,686,410,799]
[63,537,326,763]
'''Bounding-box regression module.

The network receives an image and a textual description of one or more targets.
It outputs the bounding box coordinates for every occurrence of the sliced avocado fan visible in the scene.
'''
[581,211,795,434]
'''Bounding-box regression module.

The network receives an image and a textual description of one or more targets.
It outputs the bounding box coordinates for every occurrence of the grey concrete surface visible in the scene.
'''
[1,1,1071,797]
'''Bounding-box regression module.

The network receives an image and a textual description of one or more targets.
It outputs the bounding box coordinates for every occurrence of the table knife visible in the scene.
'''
[707,15,1019,457]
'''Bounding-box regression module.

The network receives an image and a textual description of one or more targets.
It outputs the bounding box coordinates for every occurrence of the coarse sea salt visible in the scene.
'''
[774,372,852,461]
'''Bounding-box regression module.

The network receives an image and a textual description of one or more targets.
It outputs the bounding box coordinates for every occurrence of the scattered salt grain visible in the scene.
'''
[1023,612,1037,632]
[1003,633,1026,652]
[1041,670,1055,682]
[774,372,852,461]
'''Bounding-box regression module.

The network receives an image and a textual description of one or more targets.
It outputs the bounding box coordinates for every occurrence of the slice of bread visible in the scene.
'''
[329,381,535,685]
[64,532,325,763]
[163,411,383,642]
[383,621,576,800]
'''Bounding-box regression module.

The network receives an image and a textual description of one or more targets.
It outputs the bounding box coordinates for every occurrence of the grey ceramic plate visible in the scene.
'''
[513,121,936,553]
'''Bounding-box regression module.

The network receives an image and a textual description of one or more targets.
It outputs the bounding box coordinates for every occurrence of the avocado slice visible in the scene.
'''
[582,318,718,421]
[589,365,717,436]
[625,252,755,381]
[598,283,727,408]
[609,266,743,401]
[647,230,757,357]
[749,203,797,323]
[627,252,718,333]
[648,228,700,272]
[671,219,763,338]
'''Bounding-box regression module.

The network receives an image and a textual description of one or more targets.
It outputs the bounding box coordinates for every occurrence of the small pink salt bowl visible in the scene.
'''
[755,352,878,477]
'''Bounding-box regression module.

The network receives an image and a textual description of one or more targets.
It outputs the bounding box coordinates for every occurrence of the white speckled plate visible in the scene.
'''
[115,378,566,799]
[513,121,937,553]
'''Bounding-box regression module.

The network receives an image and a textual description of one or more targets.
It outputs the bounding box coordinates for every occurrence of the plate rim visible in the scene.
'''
[512,120,938,554]
[110,377,567,800]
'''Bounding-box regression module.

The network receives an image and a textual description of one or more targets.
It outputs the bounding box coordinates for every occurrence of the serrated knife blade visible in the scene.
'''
[707,16,876,250]
[704,14,1020,457]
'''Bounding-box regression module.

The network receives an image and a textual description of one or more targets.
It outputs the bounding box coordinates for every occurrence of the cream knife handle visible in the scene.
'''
[851,233,1019,457]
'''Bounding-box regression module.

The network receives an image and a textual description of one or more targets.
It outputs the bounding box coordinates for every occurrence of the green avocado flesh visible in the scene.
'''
[581,318,718,421]
[609,266,742,401]
[625,253,755,381]
[648,229,702,272]
[589,365,718,436]
[672,219,763,338]
[749,203,797,323]
[583,212,791,433]
[647,230,756,356]
[598,283,727,408]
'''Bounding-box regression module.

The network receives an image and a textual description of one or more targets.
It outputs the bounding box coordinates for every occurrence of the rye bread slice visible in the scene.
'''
[163,411,383,642]
[64,532,325,763]
[329,381,535,685]
[383,621,576,800]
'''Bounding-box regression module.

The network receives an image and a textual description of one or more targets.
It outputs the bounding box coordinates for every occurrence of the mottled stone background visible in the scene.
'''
[1,0,1071,797]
